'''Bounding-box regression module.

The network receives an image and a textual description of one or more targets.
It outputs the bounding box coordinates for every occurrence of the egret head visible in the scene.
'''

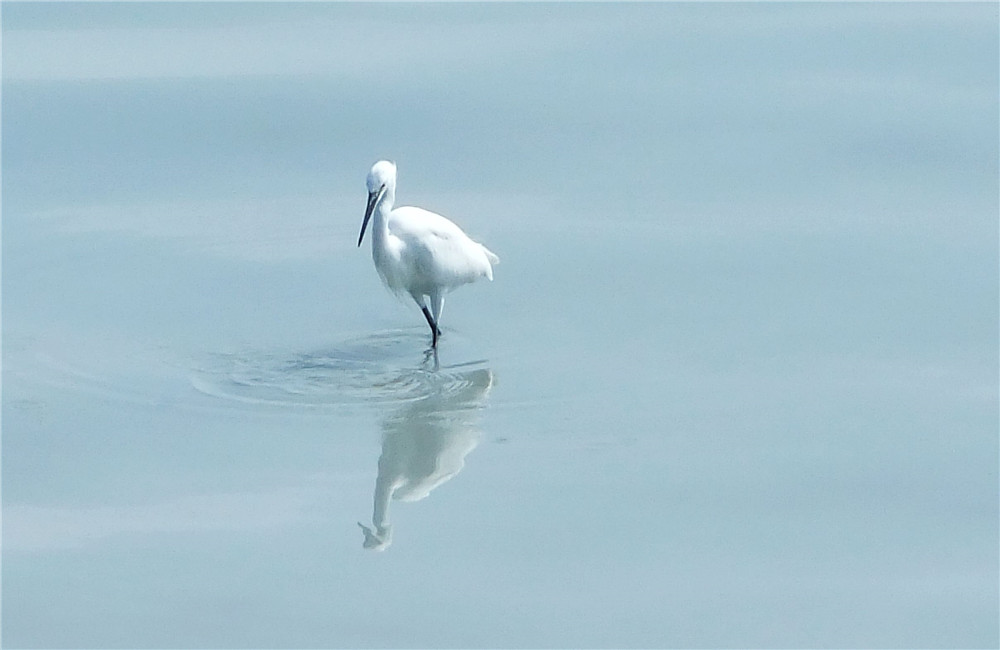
[366,160,396,193]
[359,160,396,247]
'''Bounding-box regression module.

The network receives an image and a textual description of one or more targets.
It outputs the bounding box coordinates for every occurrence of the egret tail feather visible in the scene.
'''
[482,246,499,266]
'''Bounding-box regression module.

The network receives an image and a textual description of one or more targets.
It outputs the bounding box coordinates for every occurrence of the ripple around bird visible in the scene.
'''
[189,329,492,410]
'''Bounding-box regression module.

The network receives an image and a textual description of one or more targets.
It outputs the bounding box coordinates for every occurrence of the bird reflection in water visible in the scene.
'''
[359,364,494,551]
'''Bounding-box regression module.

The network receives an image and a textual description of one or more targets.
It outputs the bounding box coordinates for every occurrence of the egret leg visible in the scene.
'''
[411,292,442,347]
[421,306,440,347]
[430,292,445,332]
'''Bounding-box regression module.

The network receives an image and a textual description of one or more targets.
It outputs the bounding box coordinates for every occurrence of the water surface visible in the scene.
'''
[3,3,997,648]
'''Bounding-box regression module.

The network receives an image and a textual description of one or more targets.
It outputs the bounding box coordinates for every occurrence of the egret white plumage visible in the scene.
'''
[358,160,499,348]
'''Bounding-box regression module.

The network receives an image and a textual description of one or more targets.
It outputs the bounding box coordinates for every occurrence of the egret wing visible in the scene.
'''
[388,207,495,289]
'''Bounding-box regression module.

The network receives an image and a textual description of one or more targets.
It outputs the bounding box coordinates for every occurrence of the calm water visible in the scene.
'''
[3,3,998,648]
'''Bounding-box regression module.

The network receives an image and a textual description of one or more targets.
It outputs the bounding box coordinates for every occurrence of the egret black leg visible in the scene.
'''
[420,305,436,332]
[421,306,441,347]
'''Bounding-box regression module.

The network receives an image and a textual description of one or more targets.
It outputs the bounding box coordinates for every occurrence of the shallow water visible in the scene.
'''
[3,3,998,648]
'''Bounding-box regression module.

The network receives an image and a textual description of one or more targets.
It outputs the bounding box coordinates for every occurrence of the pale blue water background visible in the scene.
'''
[2,3,998,648]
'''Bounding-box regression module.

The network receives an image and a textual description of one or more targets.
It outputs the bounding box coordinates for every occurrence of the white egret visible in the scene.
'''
[358,160,499,347]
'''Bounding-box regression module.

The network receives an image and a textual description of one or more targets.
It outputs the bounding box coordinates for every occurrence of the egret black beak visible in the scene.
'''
[358,185,385,247]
